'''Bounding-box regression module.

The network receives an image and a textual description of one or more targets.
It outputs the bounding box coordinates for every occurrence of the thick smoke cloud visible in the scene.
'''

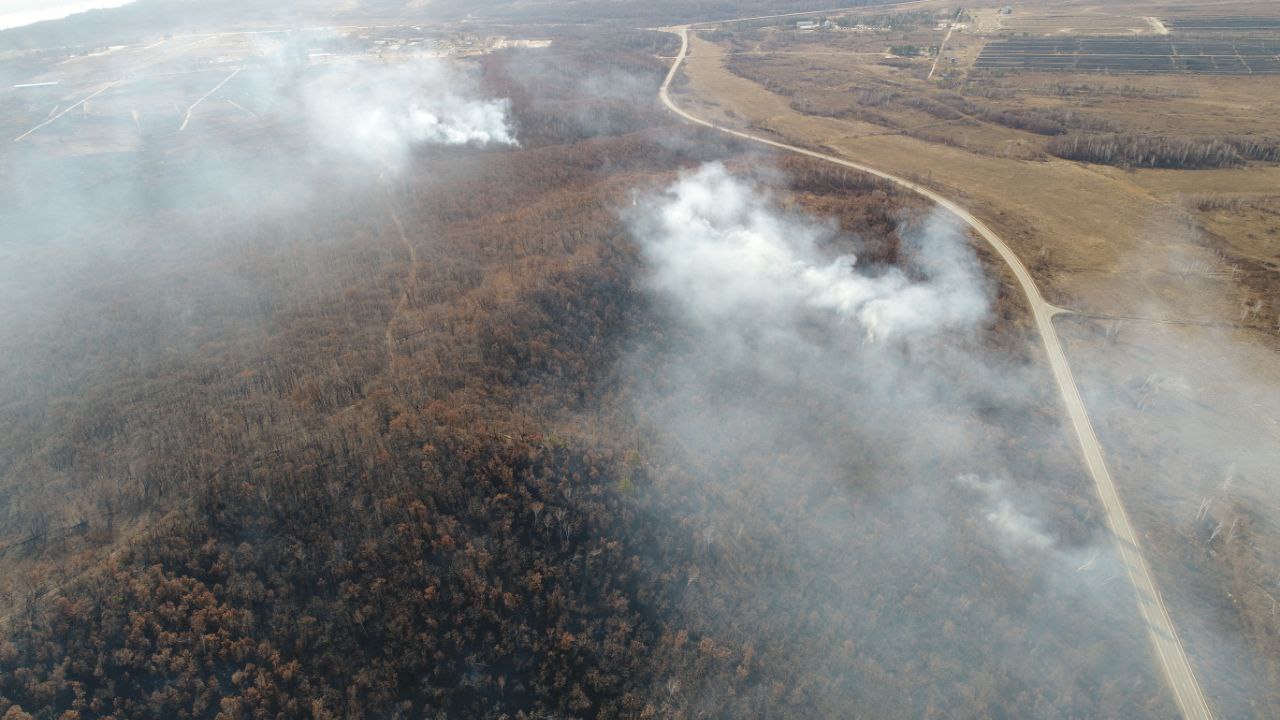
[624,162,1168,716]
[629,163,1061,558]
[305,59,517,167]
[635,163,986,340]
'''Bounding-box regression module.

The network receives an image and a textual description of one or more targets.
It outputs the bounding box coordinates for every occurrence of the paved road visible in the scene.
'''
[659,26,1213,720]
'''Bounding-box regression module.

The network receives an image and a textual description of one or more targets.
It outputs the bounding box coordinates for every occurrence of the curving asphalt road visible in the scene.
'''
[658,26,1213,720]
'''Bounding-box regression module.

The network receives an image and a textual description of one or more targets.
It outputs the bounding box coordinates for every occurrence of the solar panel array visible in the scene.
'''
[974,37,1280,74]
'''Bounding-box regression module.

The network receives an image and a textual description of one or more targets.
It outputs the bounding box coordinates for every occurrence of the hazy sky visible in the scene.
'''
[0,0,136,31]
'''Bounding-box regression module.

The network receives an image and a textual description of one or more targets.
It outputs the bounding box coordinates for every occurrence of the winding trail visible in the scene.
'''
[659,26,1212,720]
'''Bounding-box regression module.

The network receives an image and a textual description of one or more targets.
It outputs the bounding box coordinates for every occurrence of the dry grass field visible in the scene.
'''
[670,0,1280,715]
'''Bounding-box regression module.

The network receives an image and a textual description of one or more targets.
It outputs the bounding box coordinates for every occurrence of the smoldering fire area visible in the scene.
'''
[619,162,1169,717]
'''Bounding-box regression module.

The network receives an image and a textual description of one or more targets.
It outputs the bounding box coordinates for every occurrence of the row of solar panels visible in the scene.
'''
[982,40,1280,55]
[973,54,1280,74]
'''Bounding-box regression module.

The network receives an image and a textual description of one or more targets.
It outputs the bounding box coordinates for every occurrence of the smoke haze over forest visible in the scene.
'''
[615,163,1172,715]
[0,0,1276,717]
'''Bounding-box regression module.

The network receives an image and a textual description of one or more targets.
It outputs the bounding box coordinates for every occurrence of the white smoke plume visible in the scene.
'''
[633,163,987,341]
[623,162,1172,716]
[955,474,1056,551]
[305,59,517,167]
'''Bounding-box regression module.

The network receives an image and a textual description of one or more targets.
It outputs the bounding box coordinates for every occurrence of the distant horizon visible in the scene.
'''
[0,0,137,32]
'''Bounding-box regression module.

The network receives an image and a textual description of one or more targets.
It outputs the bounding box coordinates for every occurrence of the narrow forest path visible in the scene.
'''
[383,192,418,364]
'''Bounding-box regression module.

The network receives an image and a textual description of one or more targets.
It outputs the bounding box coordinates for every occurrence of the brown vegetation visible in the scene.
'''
[1047,133,1280,169]
[0,18,1190,718]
